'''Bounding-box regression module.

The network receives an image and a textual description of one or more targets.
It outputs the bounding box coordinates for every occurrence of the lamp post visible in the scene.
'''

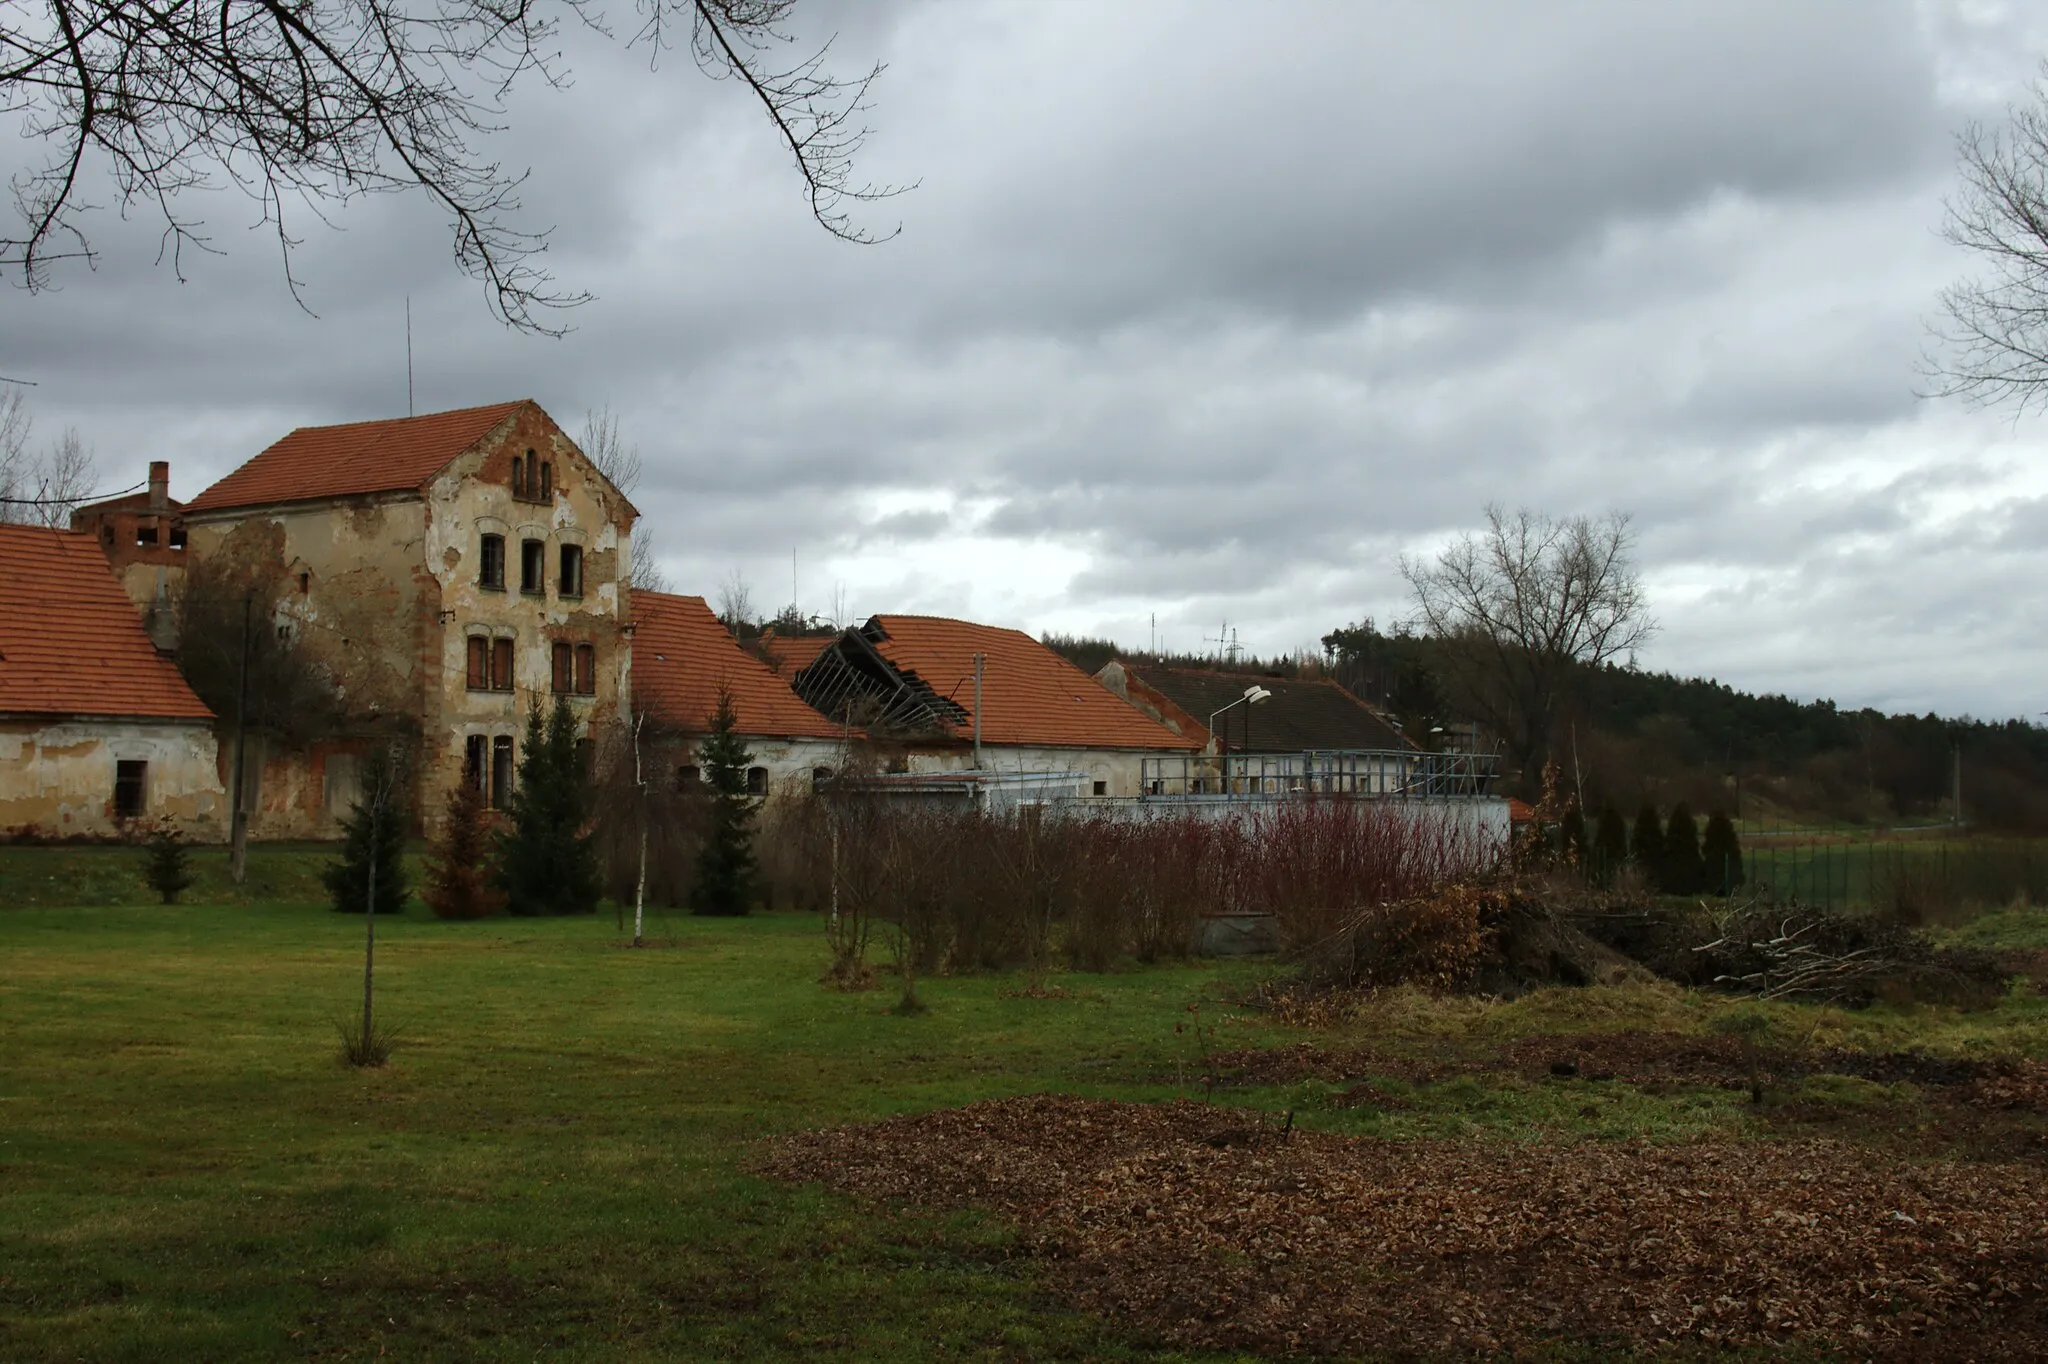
[1209,684,1271,794]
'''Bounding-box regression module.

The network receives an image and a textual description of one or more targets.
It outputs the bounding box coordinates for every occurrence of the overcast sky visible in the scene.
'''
[8,0,2048,719]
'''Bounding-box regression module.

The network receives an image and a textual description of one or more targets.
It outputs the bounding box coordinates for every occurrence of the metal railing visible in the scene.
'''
[1138,749,1498,800]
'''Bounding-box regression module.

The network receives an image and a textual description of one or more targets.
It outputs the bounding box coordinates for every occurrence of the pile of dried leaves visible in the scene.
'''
[764,1095,2048,1358]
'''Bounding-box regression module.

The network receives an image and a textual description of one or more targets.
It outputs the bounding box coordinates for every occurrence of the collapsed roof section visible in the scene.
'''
[793,615,1199,752]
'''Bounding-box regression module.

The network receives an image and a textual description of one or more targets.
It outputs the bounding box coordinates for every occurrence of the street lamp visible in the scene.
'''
[1209,684,1272,793]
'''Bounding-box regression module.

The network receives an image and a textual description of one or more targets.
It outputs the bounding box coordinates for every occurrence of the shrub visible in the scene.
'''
[1630,802,1664,877]
[141,819,195,904]
[324,748,408,915]
[1592,804,1629,886]
[1662,802,1705,895]
[422,780,504,919]
[1700,809,1743,896]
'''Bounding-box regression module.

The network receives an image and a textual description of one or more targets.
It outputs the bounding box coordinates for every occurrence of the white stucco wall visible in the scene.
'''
[0,718,227,839]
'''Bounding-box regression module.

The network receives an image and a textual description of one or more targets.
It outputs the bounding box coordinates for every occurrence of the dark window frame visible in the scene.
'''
[558,543,583,598]
[113,760,147,819]
[491,735,515,808]
[746,766,769,797]
[520,538,546,595]
[551,641,573,694]
[466,636,490,690]
[479,533,506,591]
[573,643,595,695]
[489,637,514,692]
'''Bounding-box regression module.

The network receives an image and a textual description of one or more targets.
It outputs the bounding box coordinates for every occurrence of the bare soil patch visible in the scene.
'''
[765,1094,2048,1359]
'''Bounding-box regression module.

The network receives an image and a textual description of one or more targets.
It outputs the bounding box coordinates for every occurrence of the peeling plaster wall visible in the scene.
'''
[423,406,635,816]
[0,718,226,839]
[660,734,847,805]
[177,405,637,838]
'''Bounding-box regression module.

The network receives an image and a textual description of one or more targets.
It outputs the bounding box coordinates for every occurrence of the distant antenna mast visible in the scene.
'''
[405,297,414,416]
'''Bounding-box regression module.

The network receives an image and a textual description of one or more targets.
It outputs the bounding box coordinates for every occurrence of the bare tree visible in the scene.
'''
[716,569,755,631]
[1402,506,1655,781]
[2,0,910,334]
[1931,74,2048,410]
[0,392,98,527]
[579,403,670,592]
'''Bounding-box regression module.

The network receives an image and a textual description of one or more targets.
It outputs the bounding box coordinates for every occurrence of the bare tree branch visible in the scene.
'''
[1,0,908,334]
[1929,72,2048,411]
[0,392,100,527]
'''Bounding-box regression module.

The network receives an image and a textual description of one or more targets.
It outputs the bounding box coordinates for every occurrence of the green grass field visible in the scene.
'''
[4,844,2048,1359]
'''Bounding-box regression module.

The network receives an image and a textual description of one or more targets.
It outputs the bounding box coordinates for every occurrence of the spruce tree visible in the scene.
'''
[423,778,504,918]
[1593,804,1629,887]
[1662,802,1705,896]
[142,820,195,904]
[1559,800,1591,876]
[692,687,758,917]
[324,748,409,914]
[1630,802,1664,880]
[1700,808,1745,896]
[494,697,602,916]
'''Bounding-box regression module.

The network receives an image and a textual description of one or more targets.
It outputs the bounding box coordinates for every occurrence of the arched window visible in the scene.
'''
[511,456,524,496]
[539,462,552,498]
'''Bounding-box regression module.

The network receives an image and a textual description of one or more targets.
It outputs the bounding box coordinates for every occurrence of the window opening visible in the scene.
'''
[574,643,595,695]
[540,462,552,499]
[491,735,515,808]
[169,526,186,550]
[811,766,834,792]
[1092,780,1108,797]
[324,753,360,812]
[521,539,545,594]
[747,766,768,797]
[467,637,489,690]
[511,455,524,497]
[675,764,700,790]
[464,735,488,792]
[558,544,583,598]
[101,525,113,546]
[113,760,147,819]
[135,526,158,547]
[551,641,573,693]
[490,637,514,691]
[479,533,505,590]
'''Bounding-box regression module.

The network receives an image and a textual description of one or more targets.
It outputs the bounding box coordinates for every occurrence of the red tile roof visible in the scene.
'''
[865,615,1198,751]
[186,401,527,512]
[633,592,845,740]
[759,631,833,675]
[0,526,213,720]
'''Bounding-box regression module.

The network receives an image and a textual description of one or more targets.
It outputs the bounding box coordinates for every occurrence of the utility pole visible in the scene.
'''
[229,591,252,883]
[971,653,985,768]
[1953,741,1963,828]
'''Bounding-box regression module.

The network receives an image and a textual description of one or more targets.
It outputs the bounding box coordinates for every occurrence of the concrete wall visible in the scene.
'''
[0,718,226,839]
[899,744,1179,798]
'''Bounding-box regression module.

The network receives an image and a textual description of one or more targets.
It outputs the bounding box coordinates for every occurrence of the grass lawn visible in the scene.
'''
[4,845,2048,1359]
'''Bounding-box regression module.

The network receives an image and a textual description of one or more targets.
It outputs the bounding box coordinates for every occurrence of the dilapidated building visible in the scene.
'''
[630,591,847,799]
[174,400,637,835]
[0,524,224,837]
[792,615,1199,794]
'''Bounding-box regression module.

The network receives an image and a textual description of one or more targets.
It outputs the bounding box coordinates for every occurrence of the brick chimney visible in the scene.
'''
[148,460,169,513]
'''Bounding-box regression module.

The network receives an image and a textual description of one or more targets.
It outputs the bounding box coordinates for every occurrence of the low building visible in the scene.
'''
[630,592,848,799]
[792,615,1199,794]
[1097,661,1428,796]
[0,525,225,838]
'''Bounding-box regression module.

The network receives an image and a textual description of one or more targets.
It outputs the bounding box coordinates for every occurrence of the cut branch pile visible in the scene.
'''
[765,1095,2048,1358]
